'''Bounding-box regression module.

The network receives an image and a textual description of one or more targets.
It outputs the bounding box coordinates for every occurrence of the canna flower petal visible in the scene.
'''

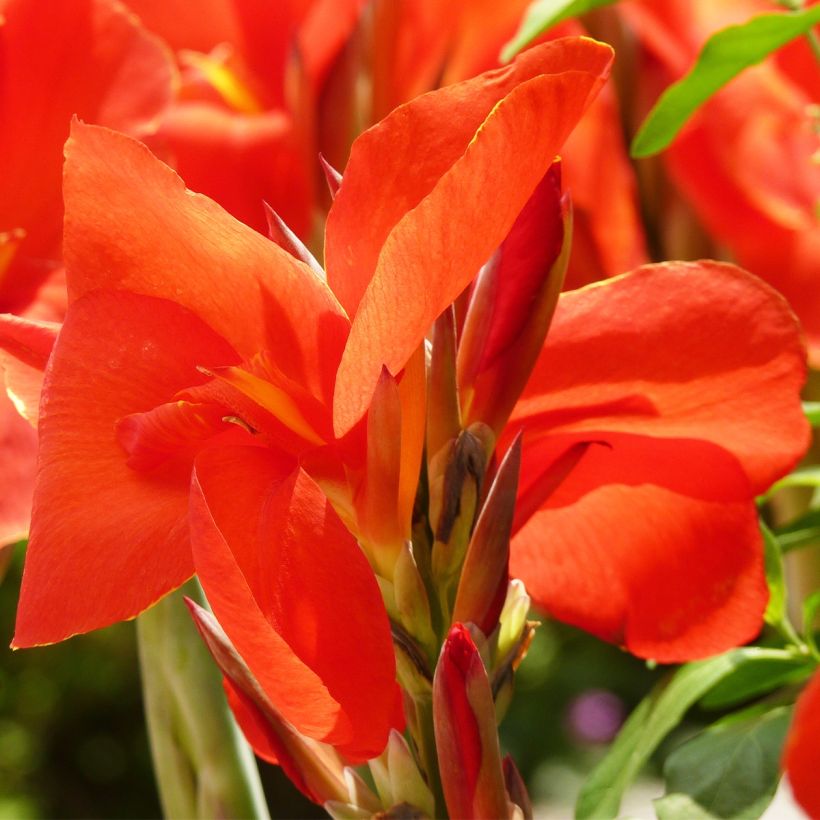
[190,444,401,759]
[13,291,241,647]
[0,0,174,313]
[506,261,808,661]
[63,121,349,405]
[783,670,820,817]
[329,38,614,435]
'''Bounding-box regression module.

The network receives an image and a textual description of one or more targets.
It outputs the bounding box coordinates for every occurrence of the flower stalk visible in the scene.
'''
[136,579,270,820]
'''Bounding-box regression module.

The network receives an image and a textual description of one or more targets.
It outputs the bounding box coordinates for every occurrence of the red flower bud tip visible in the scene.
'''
[263,202,325,280]
[458,161,571,435]
[434,623,511,820]
[319,154,343,199]
[503,755,533,820]
[453,435,522,636]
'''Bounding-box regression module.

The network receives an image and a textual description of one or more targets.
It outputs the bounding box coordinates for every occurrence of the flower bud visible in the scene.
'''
[453,435,522,636]
[458,161,571,436]
[433,624,512,820]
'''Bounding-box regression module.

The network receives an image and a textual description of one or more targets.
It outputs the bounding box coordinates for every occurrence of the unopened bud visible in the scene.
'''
[433,624,511,820]
[430,426,493,618]
[458,161,571,436]
[186,599,379,810]
[453,435,522,635]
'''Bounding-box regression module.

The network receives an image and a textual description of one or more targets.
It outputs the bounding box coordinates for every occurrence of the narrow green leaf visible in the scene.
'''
[774,507,820,552]
[700,655,813,710]
[500,0,617,61]
[803,401,820,427]
[631,7,820,157]
[768,465,820,495]
[574,648,787,820]
[654,706,792,819]
[803,590,820,657]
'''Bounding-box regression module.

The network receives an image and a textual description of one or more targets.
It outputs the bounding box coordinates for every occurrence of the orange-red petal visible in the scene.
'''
[13,290,240,647]
[0,390,37,546]
[511,483,766,662]
[330,38,614,435]
[62,122,348,405]
[509,262,808,494]
[0,0,173,311]
[191,444,400,759]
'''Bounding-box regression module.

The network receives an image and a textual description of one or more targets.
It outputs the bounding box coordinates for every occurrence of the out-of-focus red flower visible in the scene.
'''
[11,39,611,758]
[124,0,365,237]
[0,0,174,546]
[784,669,820,817]
[621,0,820,361]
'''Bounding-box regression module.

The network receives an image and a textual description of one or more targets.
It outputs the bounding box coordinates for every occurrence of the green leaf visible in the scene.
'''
[700,654,813,710]
[631,7,820,157]
[803,401,820,427]
[768,466,820,495]
[500,0,617,61]
[761,522,787,629]
[574,648,787,820]
[653,706,792,819]
[803,590,820,657]
[774,507,820,553]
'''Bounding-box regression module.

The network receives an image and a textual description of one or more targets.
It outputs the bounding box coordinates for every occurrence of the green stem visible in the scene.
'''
[137,579,270,820]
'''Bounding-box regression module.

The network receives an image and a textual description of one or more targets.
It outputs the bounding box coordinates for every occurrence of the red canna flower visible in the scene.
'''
[783,668,820,817]
[123,0,365,237]
[12,39,613,759]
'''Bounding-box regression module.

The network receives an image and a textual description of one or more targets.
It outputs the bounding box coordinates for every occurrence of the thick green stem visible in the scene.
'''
[137,579,270,820]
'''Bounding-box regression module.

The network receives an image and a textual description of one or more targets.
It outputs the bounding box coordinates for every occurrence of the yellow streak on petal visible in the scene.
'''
[212,366,325,446]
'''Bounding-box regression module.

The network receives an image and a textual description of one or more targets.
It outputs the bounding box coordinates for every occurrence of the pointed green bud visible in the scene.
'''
[324,802,373,820]
[394,541,436,656]
[430,426,491,619]
[497,579,532,661]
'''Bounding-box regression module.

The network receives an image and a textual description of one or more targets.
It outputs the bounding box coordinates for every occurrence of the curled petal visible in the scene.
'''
[509,262,808,494]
